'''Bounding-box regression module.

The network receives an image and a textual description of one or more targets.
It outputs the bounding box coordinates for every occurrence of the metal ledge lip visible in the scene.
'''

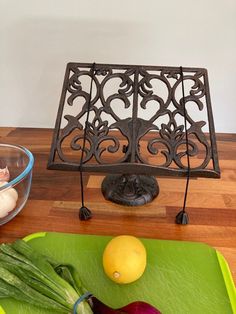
[47,161,220,178]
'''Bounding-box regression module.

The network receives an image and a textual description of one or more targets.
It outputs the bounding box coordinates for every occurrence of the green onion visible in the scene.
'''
[0,267,68,312]
[0,240,93,314]
[0,261,68,307]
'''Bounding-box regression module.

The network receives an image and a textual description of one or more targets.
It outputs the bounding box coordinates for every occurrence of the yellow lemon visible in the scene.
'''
[102,235,147,284]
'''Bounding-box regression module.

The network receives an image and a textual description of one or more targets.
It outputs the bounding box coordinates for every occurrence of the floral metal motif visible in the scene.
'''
[48,63,220,178]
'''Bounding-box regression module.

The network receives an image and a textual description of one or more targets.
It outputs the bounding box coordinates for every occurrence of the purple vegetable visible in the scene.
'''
[91,297,162,314]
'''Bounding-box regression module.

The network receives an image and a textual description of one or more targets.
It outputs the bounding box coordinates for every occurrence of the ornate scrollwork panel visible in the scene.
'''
[48,63,220,178]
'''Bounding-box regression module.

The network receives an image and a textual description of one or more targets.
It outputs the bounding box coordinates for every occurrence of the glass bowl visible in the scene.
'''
[0,144,34,225]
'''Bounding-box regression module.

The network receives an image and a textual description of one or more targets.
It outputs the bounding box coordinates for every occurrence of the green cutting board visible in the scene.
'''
[0,232,235,314]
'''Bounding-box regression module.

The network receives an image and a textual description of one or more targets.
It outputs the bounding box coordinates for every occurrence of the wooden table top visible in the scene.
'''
[0,127,236,285]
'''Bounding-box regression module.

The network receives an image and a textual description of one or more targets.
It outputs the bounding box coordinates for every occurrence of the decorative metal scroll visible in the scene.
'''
[48,63,220,178]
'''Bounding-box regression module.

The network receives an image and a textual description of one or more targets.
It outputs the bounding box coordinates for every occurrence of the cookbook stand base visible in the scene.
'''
[101,174,159,206]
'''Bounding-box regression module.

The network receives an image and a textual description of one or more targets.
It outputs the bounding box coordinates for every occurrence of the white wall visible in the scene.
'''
[0,0,235,133]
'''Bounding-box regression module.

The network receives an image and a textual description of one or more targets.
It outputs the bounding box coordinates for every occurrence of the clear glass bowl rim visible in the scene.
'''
[0,143,34,191]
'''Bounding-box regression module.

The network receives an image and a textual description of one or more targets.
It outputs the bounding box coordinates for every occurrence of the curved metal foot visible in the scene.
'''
[175,210,189,224]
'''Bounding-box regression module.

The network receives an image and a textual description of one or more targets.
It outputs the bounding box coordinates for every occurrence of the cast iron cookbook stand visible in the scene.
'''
[48,63,220,222]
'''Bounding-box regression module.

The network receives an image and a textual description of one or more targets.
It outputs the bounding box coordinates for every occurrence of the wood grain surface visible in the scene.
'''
[0,127,236,285]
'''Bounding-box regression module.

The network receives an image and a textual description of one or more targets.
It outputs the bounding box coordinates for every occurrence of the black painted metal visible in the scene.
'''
[101,174,159,206]
[48,63,220,181]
